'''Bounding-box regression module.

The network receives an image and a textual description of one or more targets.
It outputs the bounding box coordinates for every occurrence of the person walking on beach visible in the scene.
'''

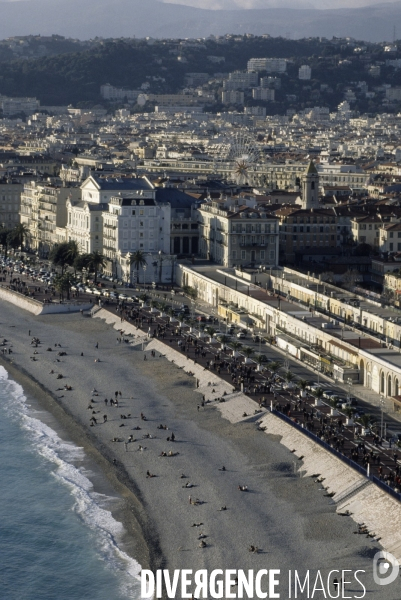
[95,342,98,349]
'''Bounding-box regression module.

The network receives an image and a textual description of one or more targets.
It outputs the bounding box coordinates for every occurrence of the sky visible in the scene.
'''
[162,0,399,9]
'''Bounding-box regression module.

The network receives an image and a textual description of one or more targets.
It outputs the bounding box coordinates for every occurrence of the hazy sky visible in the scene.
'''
[162,0,399,9]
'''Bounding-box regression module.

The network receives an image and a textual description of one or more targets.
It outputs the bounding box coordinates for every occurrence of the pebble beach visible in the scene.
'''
[0,300,397,598]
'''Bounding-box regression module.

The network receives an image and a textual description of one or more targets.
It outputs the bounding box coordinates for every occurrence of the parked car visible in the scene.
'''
[323,390,338,399]
[237,332,246,339]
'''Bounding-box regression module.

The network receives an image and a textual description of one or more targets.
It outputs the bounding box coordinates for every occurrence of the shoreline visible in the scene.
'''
[0,300,398,599]
[0,354,159,576]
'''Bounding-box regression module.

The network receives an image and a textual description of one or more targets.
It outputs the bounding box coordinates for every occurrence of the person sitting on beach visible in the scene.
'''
[219,506,227,511]
[140,413,147,421]
[238,485,248,492]
[146,470,156,478]
[128,435,135,442]
[198,540,206,548]
[248,545,259,554]
[168,450,178,457]
[138,445,146,451]
[219,466,226,471]
[160,451,167,457]
[183,482,193,488]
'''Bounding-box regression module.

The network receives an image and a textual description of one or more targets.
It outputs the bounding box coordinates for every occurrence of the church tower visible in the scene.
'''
[301,161,319,209]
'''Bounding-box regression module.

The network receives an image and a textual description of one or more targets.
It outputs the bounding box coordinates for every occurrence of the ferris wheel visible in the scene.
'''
[227,131,260,185]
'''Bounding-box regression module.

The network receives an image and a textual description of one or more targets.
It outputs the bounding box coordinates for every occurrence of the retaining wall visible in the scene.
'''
[0,286,94,315]
[93,309,401,562]
[0,287,43,315]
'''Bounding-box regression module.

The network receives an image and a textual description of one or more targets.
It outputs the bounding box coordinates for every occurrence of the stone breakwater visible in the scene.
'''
[94,309,401,563]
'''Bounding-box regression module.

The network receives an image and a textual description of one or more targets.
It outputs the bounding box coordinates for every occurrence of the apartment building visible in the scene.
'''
[65,176,156,255]
[0,178,23,228]
[197,197,279,268]
[223,71,258,90]
[350,214,383,248]
[20,181,81,256]
[252,88,275,101]
[102,195,171,281]
[66,199,107,255]
[275,206,339,264]
[379,222,401,253]
[247,58,287,73]
[221,90,245,104]
[298,65,312,80]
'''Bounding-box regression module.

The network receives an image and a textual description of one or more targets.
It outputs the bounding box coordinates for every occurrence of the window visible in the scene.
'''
[260,250,265,259]
[241,250,246,259]
[232,250,237,259]
[270,250,275,260]
[132,210,136,216]
[270,236,275,243]
[139,209,144,216]
[140,221,144,227]
[390,232,394,238]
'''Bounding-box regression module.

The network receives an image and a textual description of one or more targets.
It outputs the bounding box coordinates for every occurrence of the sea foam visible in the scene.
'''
[0,366,143,599]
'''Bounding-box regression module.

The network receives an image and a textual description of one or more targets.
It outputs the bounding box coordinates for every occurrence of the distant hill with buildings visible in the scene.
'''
[2,34,401,113]
[0,0,401,42]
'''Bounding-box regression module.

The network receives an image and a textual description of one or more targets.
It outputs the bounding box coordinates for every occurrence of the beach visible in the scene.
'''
[0,300,396,598]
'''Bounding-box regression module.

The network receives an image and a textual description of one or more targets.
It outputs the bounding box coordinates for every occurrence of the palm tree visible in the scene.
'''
[0,227,12,258]
[139,292,150,305]
[268,361,281,375]
[298,379,309,397]
[86,250,106,283]
[11,223,29,250]
[357,414,373,429]
[312,388,324,403]
[242,346,254,362]
[254,353,265,371]
[65,240,80,269]
[206,326,216,339]
[229,341,242,356]
[130,250,147,285]
[150,299,158,312]
[284,370,296,384]
[158,301,167,315]
[343,406,355,420]
[53,272,75,301]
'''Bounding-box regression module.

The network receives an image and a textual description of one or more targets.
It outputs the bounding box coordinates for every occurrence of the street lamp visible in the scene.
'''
[158,250,164,284]
[380,395,385,440]
[142,264,147,291]
[347,377,352,401]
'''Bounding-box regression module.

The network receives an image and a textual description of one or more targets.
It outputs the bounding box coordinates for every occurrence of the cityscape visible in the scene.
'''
[1,19,401,600]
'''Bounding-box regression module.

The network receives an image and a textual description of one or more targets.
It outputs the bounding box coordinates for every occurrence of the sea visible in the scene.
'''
[0,366,142,600]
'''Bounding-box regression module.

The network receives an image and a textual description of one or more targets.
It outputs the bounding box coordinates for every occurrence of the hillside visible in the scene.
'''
[1,35,401,114]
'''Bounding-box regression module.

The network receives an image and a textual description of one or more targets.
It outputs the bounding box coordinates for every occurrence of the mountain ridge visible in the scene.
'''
[0,0,400,41]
